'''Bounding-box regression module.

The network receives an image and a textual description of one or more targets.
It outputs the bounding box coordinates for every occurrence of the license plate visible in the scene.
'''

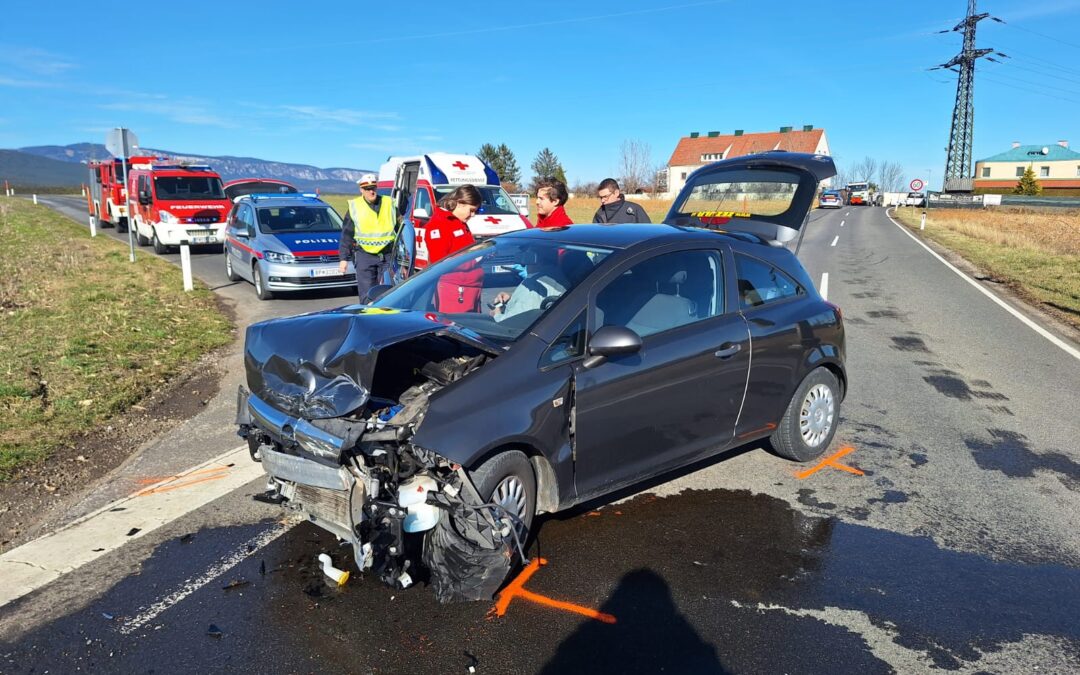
[311,268,340,278]
[192,236,210,244]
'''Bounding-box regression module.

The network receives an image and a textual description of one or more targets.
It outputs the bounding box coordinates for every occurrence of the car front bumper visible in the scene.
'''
[261,259,357,290]
[157,223,227,246]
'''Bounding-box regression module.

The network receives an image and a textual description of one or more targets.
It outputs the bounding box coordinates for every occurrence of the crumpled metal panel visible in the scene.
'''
[243,306,495,419]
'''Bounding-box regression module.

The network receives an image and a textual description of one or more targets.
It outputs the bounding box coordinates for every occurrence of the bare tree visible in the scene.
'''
[618,139,653,194]
[877,161,905,192]
[851,156,878,183]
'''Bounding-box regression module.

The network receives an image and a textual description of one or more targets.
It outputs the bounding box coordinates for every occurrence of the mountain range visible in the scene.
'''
[1,143,373,193]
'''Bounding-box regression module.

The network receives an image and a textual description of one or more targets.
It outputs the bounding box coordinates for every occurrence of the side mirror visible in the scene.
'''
[583,325,642,369]
[519,205,529,217]
[246,226,256,238]
[138,191,151,205]
[366,284,393,303]
[411,207,429,220]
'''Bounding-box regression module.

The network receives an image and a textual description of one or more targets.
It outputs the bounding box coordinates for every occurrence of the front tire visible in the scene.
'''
[135,222,150,246]
[422,451,536,603]
[152,229,168,254]
[225,250,240,281]
[253,263,273,300]
[769,368,841,462]
[116,217,128,234]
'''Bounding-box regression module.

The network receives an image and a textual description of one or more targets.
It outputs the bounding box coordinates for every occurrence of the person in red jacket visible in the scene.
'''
[534,177,573,228]
[424,184,484,313]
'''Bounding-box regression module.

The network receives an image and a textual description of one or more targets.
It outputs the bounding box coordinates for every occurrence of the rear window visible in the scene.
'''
[256,206,343,233]
[224,181,298,200]
[671,169,799,226]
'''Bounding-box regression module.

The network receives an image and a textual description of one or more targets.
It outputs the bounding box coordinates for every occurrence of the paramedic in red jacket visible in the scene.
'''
[534,177,573,227]
[426,184,484,313]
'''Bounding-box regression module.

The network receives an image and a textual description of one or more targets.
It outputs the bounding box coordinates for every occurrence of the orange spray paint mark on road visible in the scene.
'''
[737,422,777,440]
[134,466,231,496]
[795,446,864,480]
[136,466,230,485]
[491,558,617,624]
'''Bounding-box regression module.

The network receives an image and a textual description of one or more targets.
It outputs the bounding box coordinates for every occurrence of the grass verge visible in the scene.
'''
[892,206,1080,330]
[0,197,234,479]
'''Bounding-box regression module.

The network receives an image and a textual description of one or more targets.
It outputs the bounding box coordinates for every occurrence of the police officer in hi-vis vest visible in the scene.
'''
[339,173,398,301]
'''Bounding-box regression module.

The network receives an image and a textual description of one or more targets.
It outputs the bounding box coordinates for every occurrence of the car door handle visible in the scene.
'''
[714,343,741,359]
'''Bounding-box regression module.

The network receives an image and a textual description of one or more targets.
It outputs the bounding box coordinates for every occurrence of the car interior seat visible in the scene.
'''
[625,270,697,337]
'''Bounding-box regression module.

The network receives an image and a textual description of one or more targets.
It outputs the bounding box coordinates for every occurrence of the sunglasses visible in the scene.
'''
[361,186,377,191]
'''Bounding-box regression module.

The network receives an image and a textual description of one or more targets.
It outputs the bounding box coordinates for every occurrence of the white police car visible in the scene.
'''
[223,194,355,300]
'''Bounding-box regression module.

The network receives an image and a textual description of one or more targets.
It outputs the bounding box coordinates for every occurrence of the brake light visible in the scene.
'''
[825,300,842,319]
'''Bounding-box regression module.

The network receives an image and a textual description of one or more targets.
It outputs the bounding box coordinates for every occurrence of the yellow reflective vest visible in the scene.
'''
[348,195,396,254]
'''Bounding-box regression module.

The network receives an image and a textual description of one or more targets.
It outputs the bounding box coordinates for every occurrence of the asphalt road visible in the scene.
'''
[2,199,1079,674]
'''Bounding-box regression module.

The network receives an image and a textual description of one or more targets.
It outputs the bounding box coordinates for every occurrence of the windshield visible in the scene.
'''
[225,181,298,200]
[374,237,612,343]
[671,169,799,226]
[434,185,521,215]
[256,206,343,233]
[155,176,226,200]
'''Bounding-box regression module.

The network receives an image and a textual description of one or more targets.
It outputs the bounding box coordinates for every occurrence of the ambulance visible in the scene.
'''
[380,153,532,280]
[127,160,233,254]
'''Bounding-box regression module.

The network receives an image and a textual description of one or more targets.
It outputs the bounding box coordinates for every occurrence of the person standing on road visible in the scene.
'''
[534,177,573,227]
[340,173,398,302]
[424,184,484,313]
[592,178,652,224]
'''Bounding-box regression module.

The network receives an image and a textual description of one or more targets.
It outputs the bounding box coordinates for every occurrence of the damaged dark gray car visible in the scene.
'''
[236,151,846,602]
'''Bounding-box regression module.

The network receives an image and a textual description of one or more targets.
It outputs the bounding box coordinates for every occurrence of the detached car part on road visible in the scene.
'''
[237,151,846,602]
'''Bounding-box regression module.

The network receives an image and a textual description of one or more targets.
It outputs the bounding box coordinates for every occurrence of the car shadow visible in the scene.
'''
[539,568,728,674]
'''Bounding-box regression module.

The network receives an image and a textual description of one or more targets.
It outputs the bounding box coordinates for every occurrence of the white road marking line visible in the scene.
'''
[840,220,845,227]
[820,273,829,300]
[885,208,1080,362]
[118,520,298,635]
[845,211,850,216]
[0,445,265,608]
[830,235,839,247]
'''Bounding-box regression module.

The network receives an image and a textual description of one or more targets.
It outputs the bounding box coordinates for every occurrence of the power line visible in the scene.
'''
[998,19,1080,51]
[992,43,1080,78]
[977,66,1080,99]
[977,70,1080,104]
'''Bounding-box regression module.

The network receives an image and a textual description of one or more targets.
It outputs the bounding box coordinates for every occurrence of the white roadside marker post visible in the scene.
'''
[89,215,97,237]
[32,194,37,205]
[921,211,927,230]
[180,240,194,291]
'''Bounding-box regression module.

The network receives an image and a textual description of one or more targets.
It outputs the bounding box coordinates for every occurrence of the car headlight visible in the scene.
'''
[159,210,177,224]
[264,250,296,264]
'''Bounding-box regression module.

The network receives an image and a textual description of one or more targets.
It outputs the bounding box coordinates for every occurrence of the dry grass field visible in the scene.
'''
[893,206,1080,329]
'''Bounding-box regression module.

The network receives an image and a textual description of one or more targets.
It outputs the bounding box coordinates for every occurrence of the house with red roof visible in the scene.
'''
[666,126,831,195]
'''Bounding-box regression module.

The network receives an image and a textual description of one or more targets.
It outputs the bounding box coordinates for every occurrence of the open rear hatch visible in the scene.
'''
[665,151,836,243]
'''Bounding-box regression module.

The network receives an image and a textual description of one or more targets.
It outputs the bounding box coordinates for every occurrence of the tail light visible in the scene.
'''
[824,300,842,319]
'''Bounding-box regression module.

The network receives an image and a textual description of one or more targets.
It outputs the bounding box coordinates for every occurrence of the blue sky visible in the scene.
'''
[1,0,1079,189]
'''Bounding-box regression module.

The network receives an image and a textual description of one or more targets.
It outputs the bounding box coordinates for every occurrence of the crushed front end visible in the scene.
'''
[236,308,519,602]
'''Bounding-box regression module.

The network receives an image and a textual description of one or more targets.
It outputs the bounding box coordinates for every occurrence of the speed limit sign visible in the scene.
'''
[910,178,925,191]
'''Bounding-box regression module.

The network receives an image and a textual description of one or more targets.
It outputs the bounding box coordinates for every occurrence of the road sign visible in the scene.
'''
[910,178,925,192]
[105,128,139,158]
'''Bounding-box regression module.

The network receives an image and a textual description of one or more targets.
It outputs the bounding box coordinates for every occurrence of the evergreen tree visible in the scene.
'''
[1013,164,1042,195]
[477,143,521,188]
[530,147,566,193]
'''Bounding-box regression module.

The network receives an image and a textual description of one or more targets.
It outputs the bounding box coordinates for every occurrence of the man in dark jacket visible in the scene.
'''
[592,178,652,224]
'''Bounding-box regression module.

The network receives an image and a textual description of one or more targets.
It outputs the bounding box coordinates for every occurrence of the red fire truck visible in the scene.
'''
[86,157,157,232]
[127,160,233,254]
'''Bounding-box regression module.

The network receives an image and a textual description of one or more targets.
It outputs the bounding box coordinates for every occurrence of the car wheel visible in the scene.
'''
[135,223,150,246]
[152,229,168,254]
[116,217,128,233]
[422,450,536,603]
[253,263,273,300]
[470,450,536,538]
[225,250,240,281]
[769,367,841,462]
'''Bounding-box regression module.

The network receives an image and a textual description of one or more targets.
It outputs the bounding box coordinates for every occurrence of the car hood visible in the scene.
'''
[244,306,501,419]
[266,232,341,257]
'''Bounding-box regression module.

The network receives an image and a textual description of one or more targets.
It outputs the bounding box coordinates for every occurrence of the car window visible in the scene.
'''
[595,249,724,338]
[735,253,804,308]
[414,188,432,216]
[256,206,342,233]
[542,311,587,367]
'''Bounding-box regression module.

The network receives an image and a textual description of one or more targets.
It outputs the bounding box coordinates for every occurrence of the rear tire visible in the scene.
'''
[116,217,128,234]
[253,263,273,300]
[769,368,841,462]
